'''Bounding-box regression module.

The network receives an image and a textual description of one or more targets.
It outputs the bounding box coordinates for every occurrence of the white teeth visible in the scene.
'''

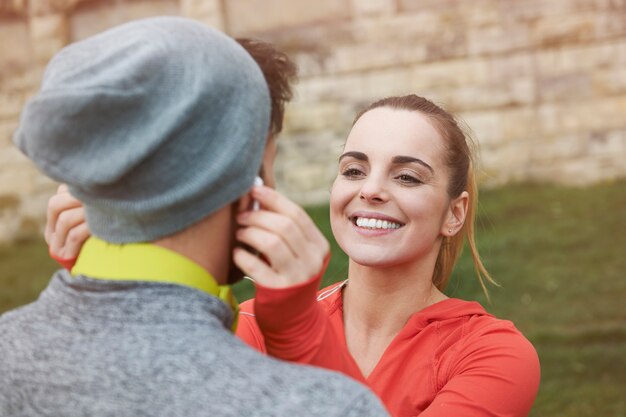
[355,217,401,229]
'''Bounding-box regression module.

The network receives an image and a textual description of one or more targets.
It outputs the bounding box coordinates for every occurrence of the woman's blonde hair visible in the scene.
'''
[353,95,497,297]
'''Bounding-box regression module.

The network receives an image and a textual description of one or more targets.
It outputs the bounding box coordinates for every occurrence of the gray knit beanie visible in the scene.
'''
[14,16,271,243]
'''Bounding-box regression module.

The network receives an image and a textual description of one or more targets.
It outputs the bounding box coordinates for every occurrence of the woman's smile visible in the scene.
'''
[349,211,405,237]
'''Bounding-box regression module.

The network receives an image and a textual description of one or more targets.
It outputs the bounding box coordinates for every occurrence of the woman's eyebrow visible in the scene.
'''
[338,151,368,162]
[392,155,434,174]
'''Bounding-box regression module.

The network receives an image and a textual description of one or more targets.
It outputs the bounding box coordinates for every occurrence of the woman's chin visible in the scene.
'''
[347,251,408,269]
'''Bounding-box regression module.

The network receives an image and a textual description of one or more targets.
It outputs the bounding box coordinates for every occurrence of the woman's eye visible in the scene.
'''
[396,174,421,184]
[341,168,364,178]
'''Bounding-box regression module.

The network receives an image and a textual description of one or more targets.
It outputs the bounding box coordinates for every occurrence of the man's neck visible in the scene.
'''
[154,205,233,285]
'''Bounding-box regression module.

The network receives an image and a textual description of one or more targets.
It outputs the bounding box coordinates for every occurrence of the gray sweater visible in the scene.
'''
[0,270,388,417]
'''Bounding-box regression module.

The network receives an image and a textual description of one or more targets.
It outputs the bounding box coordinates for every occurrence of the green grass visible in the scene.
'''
[1,181,625,417]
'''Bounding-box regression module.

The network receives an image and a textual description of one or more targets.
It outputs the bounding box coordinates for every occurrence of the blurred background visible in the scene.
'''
[0,1,625,416]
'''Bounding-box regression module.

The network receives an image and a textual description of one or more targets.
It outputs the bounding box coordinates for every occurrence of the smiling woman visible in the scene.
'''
[238,95,540,417]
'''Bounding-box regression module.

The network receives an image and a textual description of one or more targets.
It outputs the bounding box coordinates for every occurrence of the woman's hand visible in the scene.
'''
[233,186,330,289]
[45,184,90,263]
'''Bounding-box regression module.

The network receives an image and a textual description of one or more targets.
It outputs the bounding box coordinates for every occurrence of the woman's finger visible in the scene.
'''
[232,247,279,288]
[45,188,84,245]
[233,245,316,289]
[236,225,297,271]
[49,207,88,259]
[250,186,329,253]
[60,222,91,260]
[237,210,310,260]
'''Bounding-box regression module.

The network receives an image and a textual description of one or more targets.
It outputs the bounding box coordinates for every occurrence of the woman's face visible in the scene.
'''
[330,107,457,268]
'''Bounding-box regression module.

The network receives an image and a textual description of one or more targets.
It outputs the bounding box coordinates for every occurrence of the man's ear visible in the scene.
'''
[442,191,469,237]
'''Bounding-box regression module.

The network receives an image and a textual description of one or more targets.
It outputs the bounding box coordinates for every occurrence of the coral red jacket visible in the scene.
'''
[238,278,540,417]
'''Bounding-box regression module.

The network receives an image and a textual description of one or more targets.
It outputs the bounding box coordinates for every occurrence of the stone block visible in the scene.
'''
[297,67,414,104]
[0,163,36,196]
[529,133,588,162]
[0,68,43,92]
[500,107,539,142]
[593,67,626,95]
[0,120,19,148]
[297,75,364,103]
[448,78,536,111]
[467,24,532,56]
[461,0,499,28]
[28,0,84,16]
[0,0,28,16]
[351,0,396,17]
[70,0,179,42]
[0,18,34,75]
[32,36,66,65]
[399,0,465,12]
[225,0,351,34]
[424,30,467,61]
[324,43,396,74]
[495,0,581,23]
[479,140,532,185]
[458,110,502,148]
[536,40,626,77]
[361,67,414,100]
[274,130,339,204]
[488,53,534,83]
[538,96,626,137]
[283,101,346,134]
[29,13,69,64]
[532,13,597,47]
[594,9,626,39]
[531,157,612,186]
[350,10,451,43]
[29,13,67,40]
[411,59,489,90]
[538,73,593,102]
[0,91,24,120]
[180,0,224,30]
[17,186,51,220]
[324,41,427,74]
[0,210,21,244]
[587,128,626,157]
[463,107,537,154]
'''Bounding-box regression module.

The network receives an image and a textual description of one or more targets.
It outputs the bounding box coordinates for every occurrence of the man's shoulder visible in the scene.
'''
[226,343,388,416]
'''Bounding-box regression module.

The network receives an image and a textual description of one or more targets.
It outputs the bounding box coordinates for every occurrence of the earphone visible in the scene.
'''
[251,176,264,211]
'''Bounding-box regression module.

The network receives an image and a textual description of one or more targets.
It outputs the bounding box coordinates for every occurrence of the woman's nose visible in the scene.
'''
[359,176,388,204]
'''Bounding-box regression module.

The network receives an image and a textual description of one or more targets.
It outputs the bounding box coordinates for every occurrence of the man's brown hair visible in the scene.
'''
[237,38,298,136]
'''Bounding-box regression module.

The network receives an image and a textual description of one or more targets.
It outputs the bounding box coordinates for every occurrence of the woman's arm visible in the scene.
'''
[233,186,364,380]
[236,277,365,382]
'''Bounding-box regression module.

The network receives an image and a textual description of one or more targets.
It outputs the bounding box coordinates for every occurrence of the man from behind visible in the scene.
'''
[0,17,388,417]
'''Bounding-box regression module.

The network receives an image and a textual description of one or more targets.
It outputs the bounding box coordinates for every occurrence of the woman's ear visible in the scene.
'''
[442,191,469,237]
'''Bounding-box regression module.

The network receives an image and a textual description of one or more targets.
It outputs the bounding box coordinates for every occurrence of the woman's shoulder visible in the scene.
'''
[439,298,539,376]
[424,297,538,365]
[429,299,540,416]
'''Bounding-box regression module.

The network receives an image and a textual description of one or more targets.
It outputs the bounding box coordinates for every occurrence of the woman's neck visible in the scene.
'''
[342,257,447,377]
[344,259,445,332]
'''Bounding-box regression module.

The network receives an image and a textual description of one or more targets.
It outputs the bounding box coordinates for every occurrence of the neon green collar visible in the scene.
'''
[72,237,239,331]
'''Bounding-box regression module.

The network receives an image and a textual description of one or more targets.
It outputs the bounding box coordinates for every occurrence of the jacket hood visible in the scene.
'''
[405,298,493,332]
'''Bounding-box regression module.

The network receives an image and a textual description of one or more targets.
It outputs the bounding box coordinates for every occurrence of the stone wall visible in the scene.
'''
[1,0,626,243]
